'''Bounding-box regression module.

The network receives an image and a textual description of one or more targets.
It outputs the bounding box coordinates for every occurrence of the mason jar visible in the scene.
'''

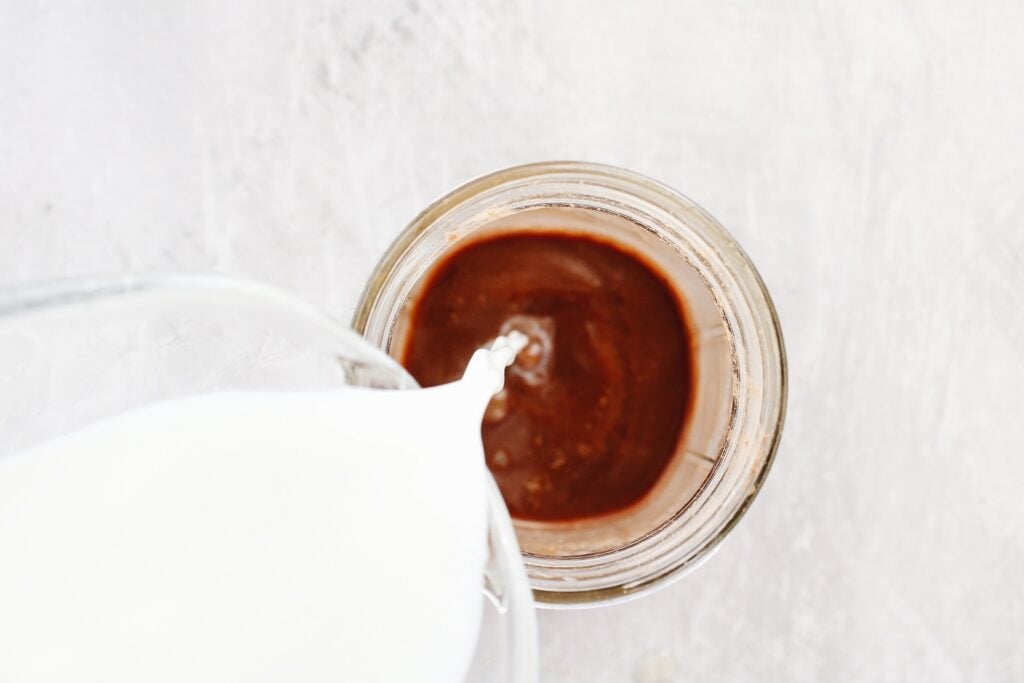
[353,161,787,607]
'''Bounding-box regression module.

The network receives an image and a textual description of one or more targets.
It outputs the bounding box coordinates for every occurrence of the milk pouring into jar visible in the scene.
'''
[0,332,527,682]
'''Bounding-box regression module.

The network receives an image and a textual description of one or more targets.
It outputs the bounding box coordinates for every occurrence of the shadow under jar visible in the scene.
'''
[353,162,787,607]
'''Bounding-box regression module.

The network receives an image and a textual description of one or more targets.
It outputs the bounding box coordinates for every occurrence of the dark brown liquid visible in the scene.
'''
[400,233,693,522]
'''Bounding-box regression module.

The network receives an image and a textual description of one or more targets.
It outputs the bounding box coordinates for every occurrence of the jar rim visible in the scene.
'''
[353,161,787,607]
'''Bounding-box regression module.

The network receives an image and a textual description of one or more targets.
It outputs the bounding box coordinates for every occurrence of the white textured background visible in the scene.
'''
[2,2,1023,681]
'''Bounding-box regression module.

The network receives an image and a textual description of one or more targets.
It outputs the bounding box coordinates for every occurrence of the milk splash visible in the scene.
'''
[0,334,527,682]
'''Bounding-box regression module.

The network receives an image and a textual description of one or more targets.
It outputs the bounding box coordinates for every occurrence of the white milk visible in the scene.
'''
[0,339,524,682]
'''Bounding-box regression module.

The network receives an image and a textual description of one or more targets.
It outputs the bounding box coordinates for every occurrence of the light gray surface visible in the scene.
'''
[2,2,1023,681]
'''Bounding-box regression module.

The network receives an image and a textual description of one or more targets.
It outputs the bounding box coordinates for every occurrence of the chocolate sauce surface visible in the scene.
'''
[401,232,693,521]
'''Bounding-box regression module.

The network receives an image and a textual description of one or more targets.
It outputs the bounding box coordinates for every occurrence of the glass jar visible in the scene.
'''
[353,161,787,607]
[0,275,537,681]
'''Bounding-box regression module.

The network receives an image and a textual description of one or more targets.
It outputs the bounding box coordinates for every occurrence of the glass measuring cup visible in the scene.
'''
[0,274,537,682]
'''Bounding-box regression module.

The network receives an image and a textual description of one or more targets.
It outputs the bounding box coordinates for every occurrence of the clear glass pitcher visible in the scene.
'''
[0,274,537,682]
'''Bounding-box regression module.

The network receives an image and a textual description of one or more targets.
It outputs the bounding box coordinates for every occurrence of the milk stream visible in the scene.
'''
[0,334,527,682]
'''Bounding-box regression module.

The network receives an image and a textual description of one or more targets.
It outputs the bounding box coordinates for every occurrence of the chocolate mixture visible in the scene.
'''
[401,233,694,521]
